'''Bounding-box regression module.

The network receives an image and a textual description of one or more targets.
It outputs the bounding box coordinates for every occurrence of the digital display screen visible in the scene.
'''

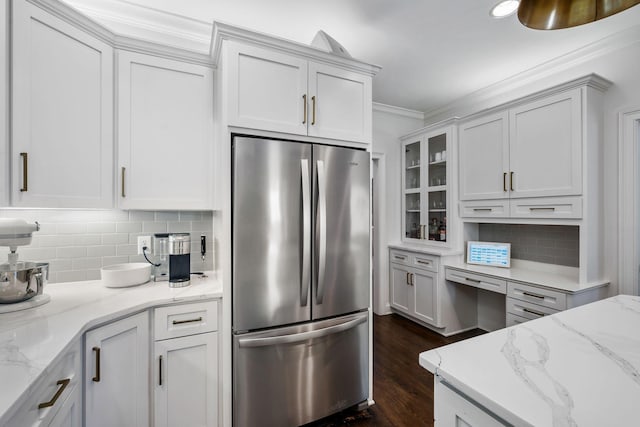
[466,241,511,268]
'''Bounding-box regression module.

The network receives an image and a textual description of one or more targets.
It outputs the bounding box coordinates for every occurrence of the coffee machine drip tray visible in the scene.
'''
[0,294,51,314]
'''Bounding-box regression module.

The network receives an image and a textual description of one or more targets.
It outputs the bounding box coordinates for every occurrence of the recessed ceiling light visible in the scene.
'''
[490,0,520,18]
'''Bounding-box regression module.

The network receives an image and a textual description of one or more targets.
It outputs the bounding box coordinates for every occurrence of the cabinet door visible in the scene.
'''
[118,51,213,210]
[85,312,149,427]
[0,1,8,206]
[154,333,219,427]
[227,42,308,135]
[307,62,372,143]
[459,112,509,201]
[413,269,437,325]
[509,88,582,198]
[390,264,410,313]
[12,0,113,208]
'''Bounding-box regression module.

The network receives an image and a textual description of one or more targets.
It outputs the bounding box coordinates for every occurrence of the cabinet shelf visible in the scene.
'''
[405,188,420,193]
[429,208,447,213]
[429,160,446,166]
[406,209,421,213]
[406,164,421,170]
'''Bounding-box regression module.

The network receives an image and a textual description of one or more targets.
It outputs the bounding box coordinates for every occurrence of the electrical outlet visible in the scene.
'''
[137,235,151,255]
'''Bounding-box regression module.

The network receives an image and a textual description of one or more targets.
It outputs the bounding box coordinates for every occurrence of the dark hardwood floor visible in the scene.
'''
[307,314,484,427]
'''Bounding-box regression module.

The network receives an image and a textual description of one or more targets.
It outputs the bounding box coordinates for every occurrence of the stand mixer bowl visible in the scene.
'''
[0,261,48,303]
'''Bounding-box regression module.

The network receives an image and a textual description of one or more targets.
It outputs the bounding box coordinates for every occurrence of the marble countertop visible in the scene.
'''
[419,295,640,426]
[445,259,608,293]
[0,273,222,423]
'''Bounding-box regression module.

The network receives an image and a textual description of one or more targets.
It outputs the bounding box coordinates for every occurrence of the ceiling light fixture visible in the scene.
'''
[490,0,520,18]
[518,0,640,30]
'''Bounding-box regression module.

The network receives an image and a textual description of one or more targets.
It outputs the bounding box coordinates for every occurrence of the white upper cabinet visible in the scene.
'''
[459,77,609,220]
[117,51,214,210]
[11,0,113,208]
[227,43,308,136]
[508,89,582,199]
[216,23,378,145]
[306,61,372,142]
[459,112,509,201]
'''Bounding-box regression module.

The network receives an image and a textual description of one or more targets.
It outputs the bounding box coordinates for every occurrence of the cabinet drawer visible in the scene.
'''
[155,300,218,341]
[445,268,507,294]
[459,200,509,218]
[389,250,410,265]
[411,253,438,272]
[506,312,530,327]
[507,282,567,310]
[6,341,81,427]
[506,297,559,320]
[510,197,582,219]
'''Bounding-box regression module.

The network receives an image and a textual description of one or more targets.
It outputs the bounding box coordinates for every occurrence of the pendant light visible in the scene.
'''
[518,0,640,30]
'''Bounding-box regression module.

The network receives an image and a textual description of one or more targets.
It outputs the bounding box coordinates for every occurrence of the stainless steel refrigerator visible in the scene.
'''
[232,135,370,427]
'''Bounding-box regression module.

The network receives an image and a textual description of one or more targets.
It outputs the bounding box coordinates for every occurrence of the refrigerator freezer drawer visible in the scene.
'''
[233,312,369,427]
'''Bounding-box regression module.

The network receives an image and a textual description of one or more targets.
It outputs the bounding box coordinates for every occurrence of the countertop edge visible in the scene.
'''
[0,279,222,424]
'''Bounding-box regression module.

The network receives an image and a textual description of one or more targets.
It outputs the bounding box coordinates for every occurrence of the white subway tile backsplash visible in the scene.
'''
[57,247,87,258]
[142,222,168,233]
[116,222,142,233]
[0,210,214,283]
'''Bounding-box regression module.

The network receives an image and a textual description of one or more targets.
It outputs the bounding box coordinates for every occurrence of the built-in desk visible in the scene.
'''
[444,259,609,330]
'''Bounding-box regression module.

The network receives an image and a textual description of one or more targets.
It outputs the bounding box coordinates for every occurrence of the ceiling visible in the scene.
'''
[62,0,640,114]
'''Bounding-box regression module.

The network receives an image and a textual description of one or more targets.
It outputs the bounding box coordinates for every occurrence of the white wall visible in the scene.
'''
[423,30,640,295]
[371,104,424,314]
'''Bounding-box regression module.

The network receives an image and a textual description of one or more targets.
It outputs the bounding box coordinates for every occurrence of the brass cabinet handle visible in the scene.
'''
[510,171,514,191]
[410,273,414,286]
[159,355,163,386]
[92,347,101,382]
[406,272,410,285]
[172,316,203,325]
[503,172,507,192]
[522,307,545,317]
[522,291,544,299]
[394,255,406,261]
[121,167,126,198]
[311,96,316,125]
[302,94,307,124]
[38,378,70,409]
[416,260,430,265]
[20,152,28,192]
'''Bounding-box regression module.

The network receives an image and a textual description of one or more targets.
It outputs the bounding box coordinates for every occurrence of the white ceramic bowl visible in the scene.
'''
[101,263,151,288]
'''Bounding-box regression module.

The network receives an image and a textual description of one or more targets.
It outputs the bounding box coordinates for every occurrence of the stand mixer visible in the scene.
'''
[0,218,50,310]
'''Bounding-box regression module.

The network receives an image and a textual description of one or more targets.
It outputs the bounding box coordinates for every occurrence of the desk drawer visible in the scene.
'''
[445,268,506,294]
[155,300,218,341]
[389,250,410,265]
[507,282,567,310]
[506,297,559,320]
[506,312,530,327]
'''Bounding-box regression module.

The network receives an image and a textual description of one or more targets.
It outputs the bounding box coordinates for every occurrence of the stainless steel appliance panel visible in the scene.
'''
[233,312,369,427]
[312,145,370,319]
[233,137,312,331]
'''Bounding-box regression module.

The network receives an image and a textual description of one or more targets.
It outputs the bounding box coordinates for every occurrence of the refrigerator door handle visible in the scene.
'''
[300,158,311,307]
[316,159,327,304]
[237,313,367,348]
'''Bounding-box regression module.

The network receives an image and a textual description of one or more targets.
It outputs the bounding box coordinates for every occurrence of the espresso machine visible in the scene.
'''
[150,233,191,287]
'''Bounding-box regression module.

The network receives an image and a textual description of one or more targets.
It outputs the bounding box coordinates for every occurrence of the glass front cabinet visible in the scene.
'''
[401,121,456,247]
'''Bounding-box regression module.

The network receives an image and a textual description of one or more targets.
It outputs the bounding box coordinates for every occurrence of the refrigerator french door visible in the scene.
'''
[232,136,370,426]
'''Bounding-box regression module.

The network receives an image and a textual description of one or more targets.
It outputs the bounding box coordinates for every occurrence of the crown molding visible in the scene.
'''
[211,21,381,76]
[457,73,612,125]
[400,117,460,140]
[424,24,640,123]
[373,102,425,121]
[39,0,212,65]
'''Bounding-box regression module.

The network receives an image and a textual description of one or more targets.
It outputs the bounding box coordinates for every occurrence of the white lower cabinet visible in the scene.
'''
[5,341,82,427]
[390,259,437,325]
[435,378,507,427]
[153,300,220,427]
[84,312,150,427]
[153,333,218,427]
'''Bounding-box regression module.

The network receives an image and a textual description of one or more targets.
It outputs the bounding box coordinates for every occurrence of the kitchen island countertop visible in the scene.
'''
[419,295,640,426]
[0,273,222,423]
